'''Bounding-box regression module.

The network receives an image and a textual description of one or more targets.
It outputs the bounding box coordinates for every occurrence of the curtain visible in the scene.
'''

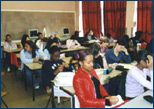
[82,1,101,38]
[137,1,153,43]
[104,1,126,40]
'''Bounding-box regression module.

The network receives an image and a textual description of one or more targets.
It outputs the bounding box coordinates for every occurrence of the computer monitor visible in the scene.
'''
[29,29,38,38]
[63,28,69,35]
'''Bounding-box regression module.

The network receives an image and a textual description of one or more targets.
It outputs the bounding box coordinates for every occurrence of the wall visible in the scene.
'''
[126,1,135,38]
[1,1,76,41]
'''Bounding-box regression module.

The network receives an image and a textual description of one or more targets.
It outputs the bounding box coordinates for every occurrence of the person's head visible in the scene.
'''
[21,34,30,47]
[70,34,76,40]
[41,38,48,45]
[49,46,60,61]
[99,39,109,48]
[115,39,126,52]
[122,35,129,41]
[5,34,12,42]
[76,51,93,73]
[89,29,93,36]
[50,32,56,38]
[135,31,143,39]
[128,39,134,47]
[136,50,153,68]
[38,32,43,39]
[89,43,101,57]
[73,31,79,38]
[24,40,38,58]
[106,33,111,39]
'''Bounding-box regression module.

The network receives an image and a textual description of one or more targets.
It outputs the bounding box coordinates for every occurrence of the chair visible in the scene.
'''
[1,91,8,108]
[10,53,21,77]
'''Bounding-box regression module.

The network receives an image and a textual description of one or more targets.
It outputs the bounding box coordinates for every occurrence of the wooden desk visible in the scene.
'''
[119,90,153,108]
[60,46,89,53]
[3,48,22,53]
[118,61,137,70]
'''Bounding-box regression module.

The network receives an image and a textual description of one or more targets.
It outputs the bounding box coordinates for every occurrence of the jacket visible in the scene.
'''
[73,68,109,108]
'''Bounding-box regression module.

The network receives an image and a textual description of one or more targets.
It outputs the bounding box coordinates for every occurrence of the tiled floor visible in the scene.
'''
[1,67,71,108]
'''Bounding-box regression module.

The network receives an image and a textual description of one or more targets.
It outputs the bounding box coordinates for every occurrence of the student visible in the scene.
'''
[131,31,145,47]
[106,33,114,43]
[66,34,81,49]
[105,40,131,64]
[98,39,109,54]
[4,34,17,50]
[146,38,153,54]
[41,46,71,93]
[73,51,119,108]
[3,34,17,72]
[21,34,30,48]
[20,40,47,89]
[127,38,137,62]
[35,32,43,49]
[84,29,96,42]
[125,50,153,99]
[89,43,108,69]
[48,31,61,47]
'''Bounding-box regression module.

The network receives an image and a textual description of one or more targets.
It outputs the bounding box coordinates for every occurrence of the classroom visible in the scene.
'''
[1,1,153,108]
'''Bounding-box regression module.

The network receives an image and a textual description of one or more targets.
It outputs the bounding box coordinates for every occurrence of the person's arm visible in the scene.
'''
[12,42,17,49]
[20,50,34,64]
[66,40,73,49]
[38,49,48,60]
[102,56,108,69]
[75,40,81,47]
[120,47,131,63]
[131,69,153,90]
[3,42,10,50]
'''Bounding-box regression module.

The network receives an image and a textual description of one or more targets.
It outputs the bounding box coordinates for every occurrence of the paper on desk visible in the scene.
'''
[105,95,124,108]
[54,72,75,86]
[118,63,133,69]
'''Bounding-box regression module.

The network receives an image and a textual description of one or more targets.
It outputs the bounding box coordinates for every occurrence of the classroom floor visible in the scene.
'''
[1,65,71,108]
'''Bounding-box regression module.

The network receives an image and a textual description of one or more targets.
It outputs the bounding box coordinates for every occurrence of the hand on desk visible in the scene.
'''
[33,58,39,63]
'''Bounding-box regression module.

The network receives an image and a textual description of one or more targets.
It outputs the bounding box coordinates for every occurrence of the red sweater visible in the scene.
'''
[73,68,109,108]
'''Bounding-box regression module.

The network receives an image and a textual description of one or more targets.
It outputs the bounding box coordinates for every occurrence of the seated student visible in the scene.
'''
[3,34,17,72]
[89,43,108,69]
[48,32,61,47]
[41,46,72,94]
[125,50,153,99]
[98,39,109,54]
[35,32,43,49]
[106,33,114,43]
[40,38,48,51]
[4,34,17,50]
[105,40,131,64]
[73,51,119,108]
[20,40,47,89]
[127,38,137,62]
[21,34,30,48]
[146,38,153,54]
[66,34,81,49]
[131,31,145,47]
[84,29,96,42]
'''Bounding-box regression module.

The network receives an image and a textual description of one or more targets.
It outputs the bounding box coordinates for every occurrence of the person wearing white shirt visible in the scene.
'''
[20,40,47,89]
[66,35,81,49]
[35,32,43,49]
[125,50,153,99]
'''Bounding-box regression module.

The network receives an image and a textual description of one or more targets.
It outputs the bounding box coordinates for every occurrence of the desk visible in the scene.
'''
[60,46,89,53]
[3,48,22,53]
[24,63,42,101]
[118,61,137,70]
[119,90,153,108]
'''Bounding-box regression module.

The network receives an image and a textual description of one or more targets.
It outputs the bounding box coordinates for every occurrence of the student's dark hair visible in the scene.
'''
[37,32,42,36]
[106,33,111,38]
[21,34,29,48]
[75,50,91,62]
[136,50,153,63]
[89,43,101,57]
[5,34,11,42]
[70,34,76,40]
[116,39,126,47]
[135,31,142,39]
[25,40,38,58]
[41,38,48,42]
[49,46,60,54]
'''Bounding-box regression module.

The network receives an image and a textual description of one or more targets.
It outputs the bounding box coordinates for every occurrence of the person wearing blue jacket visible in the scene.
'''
[105,40,131,65]
[20,40,47,89]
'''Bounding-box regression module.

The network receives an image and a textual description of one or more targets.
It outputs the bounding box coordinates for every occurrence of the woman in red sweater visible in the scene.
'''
[73,51,119,108]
